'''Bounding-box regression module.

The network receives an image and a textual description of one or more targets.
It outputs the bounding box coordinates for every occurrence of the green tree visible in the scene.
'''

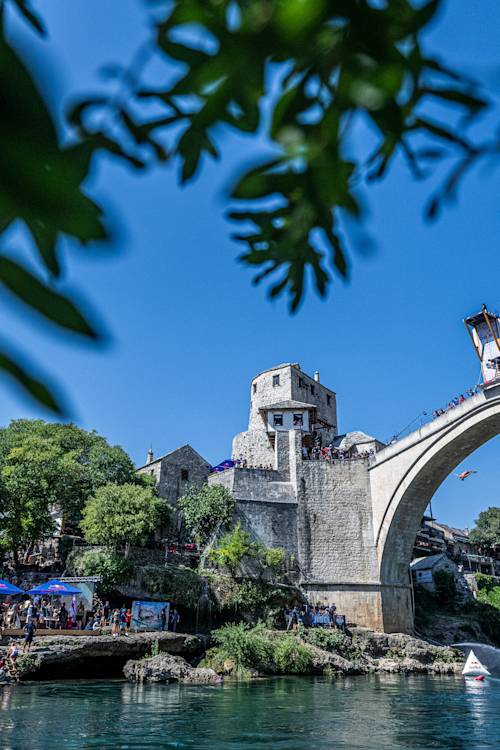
[70,549,135,593]
[0,419,137,531]
[0,436,57,563]
[470,507,500,550]
[80,482,167,549]
[0,1,495,410]
[178,484,235,545]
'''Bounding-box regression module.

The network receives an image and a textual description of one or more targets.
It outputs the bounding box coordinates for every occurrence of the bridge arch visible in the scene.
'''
[369,385,500,632]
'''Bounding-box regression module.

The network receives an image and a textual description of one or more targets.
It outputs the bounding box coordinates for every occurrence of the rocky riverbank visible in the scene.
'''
[1,627,465,683]
[6,632,202,681]
[200,626,464,679]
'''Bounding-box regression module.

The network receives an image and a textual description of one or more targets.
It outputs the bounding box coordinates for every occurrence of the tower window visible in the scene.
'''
[273,413,283,427]
[298,377,304,388]
[272,374,280,386]
[253,383,257,394]
[181,469,189,481]
[310,385,315,396]
[327,395,331,406]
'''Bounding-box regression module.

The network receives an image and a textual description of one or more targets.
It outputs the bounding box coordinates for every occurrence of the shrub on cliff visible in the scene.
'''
[261,547,286,576]
[209,523,259,574]
[178,484,235,545]
[274,636,314,674]
[70,549,135,592]
[141,564,204,608]
[433,569,457,607]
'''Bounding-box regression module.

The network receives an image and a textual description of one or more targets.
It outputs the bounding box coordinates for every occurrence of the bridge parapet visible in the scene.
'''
[370,391,486,469]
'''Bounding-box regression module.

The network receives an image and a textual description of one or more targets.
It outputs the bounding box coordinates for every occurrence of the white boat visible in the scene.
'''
[462,649,491,678]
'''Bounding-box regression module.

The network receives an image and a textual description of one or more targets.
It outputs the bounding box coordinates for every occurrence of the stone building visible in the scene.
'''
[136,444,211,506]
[233,363,338,467]
[410,554,459,591]
[210,362,387,628]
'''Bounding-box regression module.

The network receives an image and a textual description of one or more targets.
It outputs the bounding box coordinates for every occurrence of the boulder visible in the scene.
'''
[7,632,202,681]
[306,642,368,675]
[124,653,222,685]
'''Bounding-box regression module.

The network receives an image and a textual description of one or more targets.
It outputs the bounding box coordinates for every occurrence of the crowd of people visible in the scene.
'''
[233,459,274,470]
[432,387,479,419]
[301,445,373,462]
[0,595,137,636]
[284,604,346,631]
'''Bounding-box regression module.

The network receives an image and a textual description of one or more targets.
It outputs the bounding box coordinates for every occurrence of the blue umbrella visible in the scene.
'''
[27,579,81,596]
[0,579,23,596]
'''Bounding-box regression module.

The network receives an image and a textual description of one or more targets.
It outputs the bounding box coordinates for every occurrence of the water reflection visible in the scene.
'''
[0,676,498,749]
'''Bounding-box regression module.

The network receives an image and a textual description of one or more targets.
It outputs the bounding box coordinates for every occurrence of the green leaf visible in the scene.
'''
[11,0,46,36]
[0,257,101,339]
[0,348,62,413]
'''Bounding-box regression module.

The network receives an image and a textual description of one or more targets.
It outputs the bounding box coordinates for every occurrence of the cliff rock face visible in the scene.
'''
[11,632,202,681]
[123,653,222,684]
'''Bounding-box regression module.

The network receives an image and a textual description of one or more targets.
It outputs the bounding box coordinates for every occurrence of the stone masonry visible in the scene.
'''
[137,444,210,507]
[210,364,500,633]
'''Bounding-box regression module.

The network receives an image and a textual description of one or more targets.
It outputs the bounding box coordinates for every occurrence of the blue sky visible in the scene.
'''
[2,1,500,530]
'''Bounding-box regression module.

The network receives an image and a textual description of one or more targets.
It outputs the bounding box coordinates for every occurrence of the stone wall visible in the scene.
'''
[297,459,378,584]
[232,430,275,467]
[137,445,210,506]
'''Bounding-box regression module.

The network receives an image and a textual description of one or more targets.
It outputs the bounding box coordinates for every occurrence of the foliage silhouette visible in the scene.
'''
[1,0,495,410]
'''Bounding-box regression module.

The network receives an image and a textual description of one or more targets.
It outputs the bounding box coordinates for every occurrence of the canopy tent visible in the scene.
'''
[0,579,23,596]
[210,459,234,473]
[27,579,82,596]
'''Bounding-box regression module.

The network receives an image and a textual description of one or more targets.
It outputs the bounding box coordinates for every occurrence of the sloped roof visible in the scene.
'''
[136,443,211,470]
[432,521,470,540]
[331,431,382,450]
[258,400,316,411]
[410,554,447,570]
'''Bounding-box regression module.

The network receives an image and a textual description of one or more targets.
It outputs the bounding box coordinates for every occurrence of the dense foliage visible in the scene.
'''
[210,622,275,676]
[80,483,167,548]
[475,574,500,611]
[70,548,135,593]
[0,419,137,559]
[470,507,500,550]
[209,522,260,573]
[274,635,314,674]
[178,484,235,545]
[433,569,457,607]
[300,626,361,660]
[261,547,286,576]
[141,564,204,609]
[205,623,314,677]
[2,1,496,409]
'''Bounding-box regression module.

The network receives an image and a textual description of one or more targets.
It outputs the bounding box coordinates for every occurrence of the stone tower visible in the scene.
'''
[232,363,338,467]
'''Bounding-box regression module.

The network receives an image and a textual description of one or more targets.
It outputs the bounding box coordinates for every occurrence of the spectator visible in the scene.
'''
[161,606,168,632]
[58,603,68,630]
[111,609,120,637]
[23,620,36,653]
[170,608,180,632]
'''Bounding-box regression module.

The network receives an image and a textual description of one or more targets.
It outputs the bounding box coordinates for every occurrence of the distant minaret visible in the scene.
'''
[146,446,154,465]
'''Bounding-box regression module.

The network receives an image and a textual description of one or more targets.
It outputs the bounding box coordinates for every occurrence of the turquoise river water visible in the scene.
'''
[0,675,498,749]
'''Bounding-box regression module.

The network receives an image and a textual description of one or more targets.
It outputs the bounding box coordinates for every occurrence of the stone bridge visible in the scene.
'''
[369,382,500,632]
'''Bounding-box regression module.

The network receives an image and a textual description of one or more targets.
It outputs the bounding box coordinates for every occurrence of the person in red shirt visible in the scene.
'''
[125,608,132,634]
